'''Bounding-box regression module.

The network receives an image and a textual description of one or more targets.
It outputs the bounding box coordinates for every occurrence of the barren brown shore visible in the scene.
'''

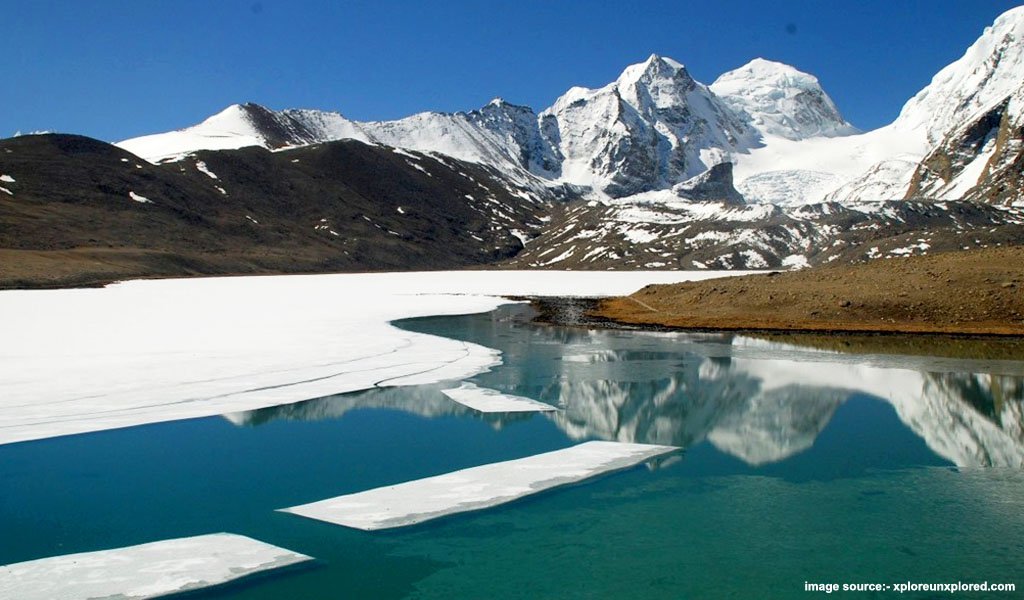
[592,246,1024,336]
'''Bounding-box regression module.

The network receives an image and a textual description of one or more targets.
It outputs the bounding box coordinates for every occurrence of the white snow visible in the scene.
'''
[392,147,420,159]
[195,160,218,179]
[117,105,273,163]
[408,161,432,176]
[128,191,152,204]
[540,248,576,266]
[0,174,14,183]
[889,242,931,256]
[608,193,776,225]
[621,227,659,244]
[509,229,531,246]
[441,382,556,413]
[740,249,769,269]
[279,441,677,530]
[0,533,311,600]
[731,127,927,204]
[711,58,857,141]
[731,6,1024,204]
[0,271,744,446]
[938,141,996,199]
[781,254,810,269]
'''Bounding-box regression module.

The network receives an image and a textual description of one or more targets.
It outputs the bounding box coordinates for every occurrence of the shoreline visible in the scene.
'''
[564,247,1024,339]
[526,296,1024,339]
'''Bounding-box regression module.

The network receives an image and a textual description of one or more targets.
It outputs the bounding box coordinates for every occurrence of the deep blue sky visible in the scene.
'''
[5,1,1020,141]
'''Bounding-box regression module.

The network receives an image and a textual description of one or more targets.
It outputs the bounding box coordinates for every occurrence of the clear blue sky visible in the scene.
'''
[5,0,1020,141]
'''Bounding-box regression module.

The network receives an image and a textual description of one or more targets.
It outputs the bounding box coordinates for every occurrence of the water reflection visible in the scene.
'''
[226,306,1024,468]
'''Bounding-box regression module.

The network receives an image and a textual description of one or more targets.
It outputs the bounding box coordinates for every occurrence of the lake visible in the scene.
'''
[2,303,1022,598]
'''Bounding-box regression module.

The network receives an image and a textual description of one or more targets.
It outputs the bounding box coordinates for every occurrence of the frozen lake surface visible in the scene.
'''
[0,533,311,600]
[282,441,677,530]
[0,271,733,445]
[1,273,1023,598]
[440,382,557,413]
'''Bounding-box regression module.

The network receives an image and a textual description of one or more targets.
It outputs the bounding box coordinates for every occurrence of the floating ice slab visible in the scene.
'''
[0,533,312,600]
[280,441,678,530]
[0,271,742,446]
[441,382,556,413]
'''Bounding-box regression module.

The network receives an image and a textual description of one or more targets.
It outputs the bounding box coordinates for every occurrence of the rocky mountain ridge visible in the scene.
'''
[3,7,1024,284]
[115,7,1024,208]
[116,54,851,199]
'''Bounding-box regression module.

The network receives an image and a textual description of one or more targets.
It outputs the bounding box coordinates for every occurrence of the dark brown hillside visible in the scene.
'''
[0,134,550,288]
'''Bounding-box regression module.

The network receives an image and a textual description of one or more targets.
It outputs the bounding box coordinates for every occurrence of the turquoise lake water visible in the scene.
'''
[2,304,1023,598]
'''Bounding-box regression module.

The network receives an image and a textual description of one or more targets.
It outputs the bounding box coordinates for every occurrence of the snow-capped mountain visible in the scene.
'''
[7,7,1024,291]
[118,103,369,163]
[115,56,846,199]
[874,4,1024,206]
[117,5,1024,209]
[903,78,1024,205]
[118,4,1024,210]
[735,6,1024,205]
[710,58,857,141]
[536,55,756,196]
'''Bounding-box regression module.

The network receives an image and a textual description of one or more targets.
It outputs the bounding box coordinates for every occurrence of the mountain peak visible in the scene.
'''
[616,54,690,87]
[894,4,1024,142]
[993,5,1024,28]
[711,59,855,141]
[712,58,821,92]
[202,103,256,123]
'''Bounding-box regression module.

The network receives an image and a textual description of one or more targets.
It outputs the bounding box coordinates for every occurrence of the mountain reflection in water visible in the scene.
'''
[224,305,1024,468]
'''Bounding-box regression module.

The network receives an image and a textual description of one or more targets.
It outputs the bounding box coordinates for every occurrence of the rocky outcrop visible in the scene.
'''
[672,162,745,205]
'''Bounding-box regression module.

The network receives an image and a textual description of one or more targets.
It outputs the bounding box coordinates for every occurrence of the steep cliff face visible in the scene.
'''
[467,99,564,178]
[539,55,755,197]
[876,7,1024,204]
[672,162,746,205]
[906,84,1024,205]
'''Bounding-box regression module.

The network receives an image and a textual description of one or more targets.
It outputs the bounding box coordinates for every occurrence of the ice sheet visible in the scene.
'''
[0,533,311,600]
[441,382,556,413]
[0,271,741,445]
[280,440,678,530]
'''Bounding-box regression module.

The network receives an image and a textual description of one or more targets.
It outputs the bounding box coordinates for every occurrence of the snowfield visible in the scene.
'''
[0,270,740,446]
